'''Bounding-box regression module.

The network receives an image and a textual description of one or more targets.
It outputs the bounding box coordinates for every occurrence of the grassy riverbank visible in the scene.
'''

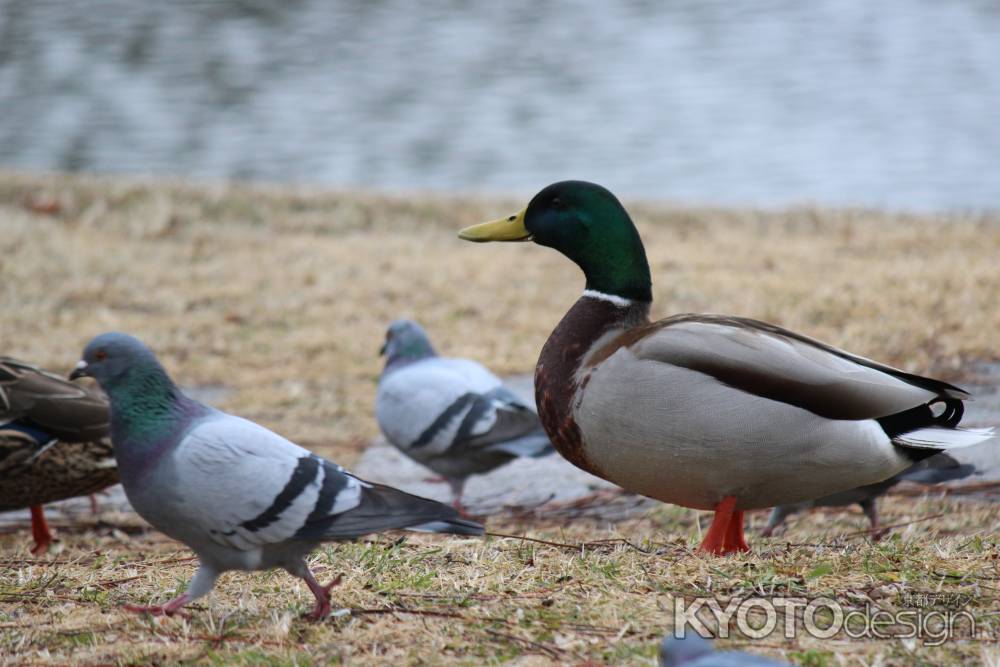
[1,170,998,665]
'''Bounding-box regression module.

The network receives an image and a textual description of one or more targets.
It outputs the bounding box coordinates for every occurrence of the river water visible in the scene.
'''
[1,1,998,210]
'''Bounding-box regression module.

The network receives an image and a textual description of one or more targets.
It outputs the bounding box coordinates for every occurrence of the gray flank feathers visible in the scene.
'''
[764,453,977,535]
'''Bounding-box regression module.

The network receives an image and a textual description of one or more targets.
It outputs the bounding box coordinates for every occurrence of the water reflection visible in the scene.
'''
[1,0,998,210]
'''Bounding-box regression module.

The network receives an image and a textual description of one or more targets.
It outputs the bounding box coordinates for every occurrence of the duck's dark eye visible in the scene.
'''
[552,197,564,209]
[95,350,107,361]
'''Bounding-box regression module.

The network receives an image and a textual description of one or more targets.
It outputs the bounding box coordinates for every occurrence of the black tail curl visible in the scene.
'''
[878,398,964,439]
[878,398,966,462]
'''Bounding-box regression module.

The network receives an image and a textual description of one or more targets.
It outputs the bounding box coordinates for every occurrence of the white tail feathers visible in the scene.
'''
[895,427,995,450]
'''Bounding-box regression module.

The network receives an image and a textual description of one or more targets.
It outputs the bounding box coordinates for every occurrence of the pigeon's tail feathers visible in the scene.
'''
[487,433,554,459]
[893,426,994,451]
[898,453,978,484]
[903,463,977,484]
[312,479,483,540]
[408,517,485,536]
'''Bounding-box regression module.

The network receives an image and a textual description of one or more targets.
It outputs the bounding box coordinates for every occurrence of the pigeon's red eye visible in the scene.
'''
[95,350,107,361]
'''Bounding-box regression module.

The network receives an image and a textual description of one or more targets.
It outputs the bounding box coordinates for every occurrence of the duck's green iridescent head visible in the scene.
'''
[459,181,652,302]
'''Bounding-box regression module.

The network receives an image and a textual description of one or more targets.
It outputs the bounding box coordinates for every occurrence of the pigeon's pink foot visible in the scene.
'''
[302,572,343,621]
[89,494,100,515]
[870,523,889,541]
[863,502,886,540]
[29,505,53,556]
[123,593,192,618]
[450,495,475,520]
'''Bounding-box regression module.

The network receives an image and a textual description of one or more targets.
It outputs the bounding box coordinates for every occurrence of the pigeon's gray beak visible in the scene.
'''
[378,342,387,356]
[68,360,89,380]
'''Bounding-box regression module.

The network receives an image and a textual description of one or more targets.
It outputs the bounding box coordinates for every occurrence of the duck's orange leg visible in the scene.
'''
[724,508,749,553]
[29,505,53,556]
[698,496,749,555]
[698,496,736,554]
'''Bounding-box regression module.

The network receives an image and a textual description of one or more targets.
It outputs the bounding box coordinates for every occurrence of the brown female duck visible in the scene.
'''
[1,357,117,554]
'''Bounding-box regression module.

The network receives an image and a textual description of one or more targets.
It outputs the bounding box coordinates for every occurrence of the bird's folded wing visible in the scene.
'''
[453,387,547,451]
[377,358,502,453]
[606,315,966,420]
[0,357,109,441]
[172,415,362,550]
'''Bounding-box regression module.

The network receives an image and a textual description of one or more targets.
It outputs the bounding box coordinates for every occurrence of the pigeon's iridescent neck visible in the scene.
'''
[104,367,205,475]
[383,345,437,375]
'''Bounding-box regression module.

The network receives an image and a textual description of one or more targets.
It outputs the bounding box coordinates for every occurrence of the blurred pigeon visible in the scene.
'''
[660,634,790,666]
[1,357,117,554]
[71,332,483,619]
[763,453,976,537]
[376,319,554,513]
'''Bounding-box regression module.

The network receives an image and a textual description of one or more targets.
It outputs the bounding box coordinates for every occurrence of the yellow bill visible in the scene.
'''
[458,208,531,242]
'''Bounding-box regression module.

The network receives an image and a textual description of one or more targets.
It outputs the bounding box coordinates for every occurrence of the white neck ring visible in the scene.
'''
[581,289,633,308]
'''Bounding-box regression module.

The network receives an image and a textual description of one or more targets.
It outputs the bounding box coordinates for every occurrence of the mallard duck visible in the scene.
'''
[0,357,117,554]
[376,319,553,513]
[458,181,994,554]
[763,452,976,538]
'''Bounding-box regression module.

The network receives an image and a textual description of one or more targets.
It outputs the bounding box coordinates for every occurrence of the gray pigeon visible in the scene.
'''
[763,452,976,537]
[660,634,790,667]
[70,332,483,620]
[376,319,554,513]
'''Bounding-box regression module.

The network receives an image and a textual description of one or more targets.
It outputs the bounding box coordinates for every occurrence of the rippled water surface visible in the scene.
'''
[2,1,998,210]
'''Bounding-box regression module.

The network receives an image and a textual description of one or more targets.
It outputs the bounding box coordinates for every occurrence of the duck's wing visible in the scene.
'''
[590,315,991,447]
[0,357,109,442]
[593,314,961,419]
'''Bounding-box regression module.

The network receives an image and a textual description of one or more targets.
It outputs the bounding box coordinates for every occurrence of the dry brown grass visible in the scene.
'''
[1,170,998,666]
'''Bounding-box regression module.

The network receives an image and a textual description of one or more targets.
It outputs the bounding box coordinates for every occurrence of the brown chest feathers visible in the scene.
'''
[534,295,650,475]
